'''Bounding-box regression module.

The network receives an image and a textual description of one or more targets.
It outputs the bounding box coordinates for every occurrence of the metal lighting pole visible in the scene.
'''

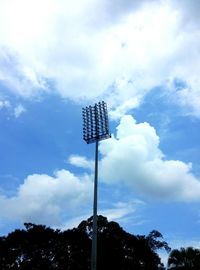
[82,101,111,270]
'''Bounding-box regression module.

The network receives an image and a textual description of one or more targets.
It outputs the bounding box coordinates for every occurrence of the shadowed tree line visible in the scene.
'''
[167,247,200,270]
[0,215,199,269]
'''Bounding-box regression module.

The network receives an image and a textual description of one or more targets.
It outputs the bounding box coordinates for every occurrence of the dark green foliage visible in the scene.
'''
[0,215,169,269]
[168,247,200,270]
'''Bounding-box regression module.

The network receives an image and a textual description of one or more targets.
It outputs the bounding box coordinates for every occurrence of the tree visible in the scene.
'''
[134,230,171,270]
[146,230,171,253]
[78,215,169,270]
[0,216,169,270]
[0,224,60,269]
[167,247,200,270]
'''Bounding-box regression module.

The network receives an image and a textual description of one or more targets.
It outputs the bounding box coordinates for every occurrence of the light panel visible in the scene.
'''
[82,101,111,144]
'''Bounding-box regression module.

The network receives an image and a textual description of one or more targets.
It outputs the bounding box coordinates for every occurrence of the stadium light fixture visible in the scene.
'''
[82,101,111,270]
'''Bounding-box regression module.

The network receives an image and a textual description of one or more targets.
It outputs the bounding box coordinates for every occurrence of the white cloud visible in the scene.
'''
[60,199,144,230]
[68,155,94,170]
[0,99,10,109]
[99,200,141,222]
[0,98,26,118]
[14,104,26,118]
[99,115,200,201]
[0,1,200,116]
[0,47,48,97]
[0,169,93,226]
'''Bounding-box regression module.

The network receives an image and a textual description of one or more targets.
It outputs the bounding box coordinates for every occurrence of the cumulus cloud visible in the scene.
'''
[0,0,200,116]
[0,166,142,229]
[0,169,93,226]
[68,155,94,170]
[0,47,48,97]
[99,115,200,201]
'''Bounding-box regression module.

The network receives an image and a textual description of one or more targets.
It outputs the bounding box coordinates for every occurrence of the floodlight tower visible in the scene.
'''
[82,101,111,270]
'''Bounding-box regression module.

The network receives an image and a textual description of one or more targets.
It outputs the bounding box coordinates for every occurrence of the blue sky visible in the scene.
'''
[0,0,200,264]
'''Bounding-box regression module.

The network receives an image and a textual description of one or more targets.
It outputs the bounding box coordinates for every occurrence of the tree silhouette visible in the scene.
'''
[0,215,170,269]
[0,224,60,269]
[167,247,200,270]
[78,215,169,269]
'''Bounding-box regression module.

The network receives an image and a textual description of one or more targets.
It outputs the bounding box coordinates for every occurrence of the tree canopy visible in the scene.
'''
[167,247,200,270]
[0,215,170,269]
